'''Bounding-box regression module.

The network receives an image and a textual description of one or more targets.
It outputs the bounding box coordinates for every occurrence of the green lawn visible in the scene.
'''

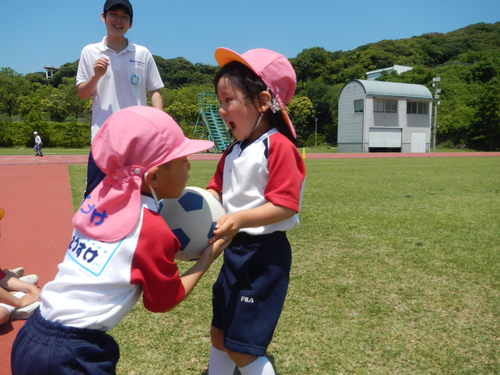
[67,157,499,375]
[0,145,478,156]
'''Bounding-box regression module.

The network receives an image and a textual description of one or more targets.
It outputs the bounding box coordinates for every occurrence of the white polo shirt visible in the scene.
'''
[77,37,164,139]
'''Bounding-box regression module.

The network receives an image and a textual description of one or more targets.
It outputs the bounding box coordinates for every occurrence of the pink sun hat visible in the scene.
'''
[214,47,297,138]
[73,106,214,242]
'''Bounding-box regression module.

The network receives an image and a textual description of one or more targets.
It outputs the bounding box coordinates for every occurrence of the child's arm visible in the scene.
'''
[0,287,39,308]
[0,275,40,297]
[178,238,227,297]
[212,202,295,242]
[150,90,163,111]
[77,57,109,99]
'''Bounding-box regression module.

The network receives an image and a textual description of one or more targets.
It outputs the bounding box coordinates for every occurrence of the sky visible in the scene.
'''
[0,0,498,75]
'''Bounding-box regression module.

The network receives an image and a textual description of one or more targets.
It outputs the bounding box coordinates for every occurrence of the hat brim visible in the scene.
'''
[281,109,297,139]
[215,47,252,71]
[215,47,297,139]
[167,138,214,164]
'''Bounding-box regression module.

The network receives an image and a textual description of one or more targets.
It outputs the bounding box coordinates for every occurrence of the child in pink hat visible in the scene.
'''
[206,48,306,375]
[11,106,225,375]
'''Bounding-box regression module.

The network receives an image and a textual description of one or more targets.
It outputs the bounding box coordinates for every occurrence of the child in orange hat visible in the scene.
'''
[206,48,306,375]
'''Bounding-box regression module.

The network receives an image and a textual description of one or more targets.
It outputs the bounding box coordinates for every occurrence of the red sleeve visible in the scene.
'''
[130,209,186,312]
[206,149,228,192]
[264,133,306,212]
[0,269,5,279]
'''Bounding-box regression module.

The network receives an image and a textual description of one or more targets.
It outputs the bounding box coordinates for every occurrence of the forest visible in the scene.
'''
[0,22,498,150]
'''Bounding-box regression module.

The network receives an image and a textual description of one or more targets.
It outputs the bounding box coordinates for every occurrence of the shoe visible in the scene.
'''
[11,301,40,320]
[10,267,25,277]
[19,274,38,285]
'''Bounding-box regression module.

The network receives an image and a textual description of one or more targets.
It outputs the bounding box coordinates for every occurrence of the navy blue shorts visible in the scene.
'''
[11,309,119,375]
[212,231,292,356]
[84,151,106,198]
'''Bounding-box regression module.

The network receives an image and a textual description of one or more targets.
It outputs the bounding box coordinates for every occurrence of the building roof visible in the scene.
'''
[353,79,432,100]
[366,65,413,76]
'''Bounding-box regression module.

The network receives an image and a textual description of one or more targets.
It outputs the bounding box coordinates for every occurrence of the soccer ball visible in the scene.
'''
[159,187,226,261]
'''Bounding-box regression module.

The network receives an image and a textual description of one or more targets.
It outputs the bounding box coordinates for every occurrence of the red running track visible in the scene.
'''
[0,164,74,372]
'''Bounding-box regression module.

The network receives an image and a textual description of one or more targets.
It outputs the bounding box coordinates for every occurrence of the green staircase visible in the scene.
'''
[194,91,232,152]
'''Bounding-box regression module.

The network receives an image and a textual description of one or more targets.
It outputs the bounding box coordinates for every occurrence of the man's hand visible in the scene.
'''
[93,57,110,78]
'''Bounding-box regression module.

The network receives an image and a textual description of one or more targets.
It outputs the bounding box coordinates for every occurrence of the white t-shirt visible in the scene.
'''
[40,196,185,331]
[77,37,164,139]
[207,129,306,235]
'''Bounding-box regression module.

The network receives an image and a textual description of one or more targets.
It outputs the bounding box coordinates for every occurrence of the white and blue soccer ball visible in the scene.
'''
[159,186,226,261]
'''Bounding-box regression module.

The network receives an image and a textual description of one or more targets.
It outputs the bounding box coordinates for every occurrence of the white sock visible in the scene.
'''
[208,346,236,375]
[239,356,276,375]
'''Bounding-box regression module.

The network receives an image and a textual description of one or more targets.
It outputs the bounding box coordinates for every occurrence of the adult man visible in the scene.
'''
[77,0,164,195]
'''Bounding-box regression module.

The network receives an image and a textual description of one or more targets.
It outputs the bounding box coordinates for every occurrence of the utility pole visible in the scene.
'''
[314,118,318,147]
[432,77,441,152]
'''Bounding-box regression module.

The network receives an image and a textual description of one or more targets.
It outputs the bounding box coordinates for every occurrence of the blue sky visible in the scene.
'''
[0,0,498,74]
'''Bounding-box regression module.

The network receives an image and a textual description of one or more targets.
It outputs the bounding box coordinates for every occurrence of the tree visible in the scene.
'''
[286,96,315,144]
[0,68,30,116]
[291,47,336,84]
[468,77,500,150]
[165,102,198,129]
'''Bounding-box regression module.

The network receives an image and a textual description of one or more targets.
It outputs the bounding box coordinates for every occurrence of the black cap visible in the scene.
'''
[103,0,133,23]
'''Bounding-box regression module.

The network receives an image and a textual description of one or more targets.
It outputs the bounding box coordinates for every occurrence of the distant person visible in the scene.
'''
[76,0,164,196]
[33,131,43,157]
[206,48,306,375]
[11,106,226,375]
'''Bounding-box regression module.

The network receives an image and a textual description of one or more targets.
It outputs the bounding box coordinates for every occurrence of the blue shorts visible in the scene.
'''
[11,309,119,375]
[84,151,106,198]
[212,231,292,356]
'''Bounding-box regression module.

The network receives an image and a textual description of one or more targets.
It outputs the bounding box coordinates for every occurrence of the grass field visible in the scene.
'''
[67,156,499,375]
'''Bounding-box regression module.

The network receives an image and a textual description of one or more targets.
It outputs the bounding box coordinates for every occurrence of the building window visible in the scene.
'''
[407,101,429,114]
[354,99,364,113]
[374,99,397,113]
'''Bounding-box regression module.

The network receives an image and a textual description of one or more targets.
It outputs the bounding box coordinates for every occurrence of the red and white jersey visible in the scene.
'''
[207,128,306,235]
[40,196,185,331]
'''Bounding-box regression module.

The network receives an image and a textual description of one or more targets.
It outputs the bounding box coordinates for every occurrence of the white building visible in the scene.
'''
[337,79,433,153]
[44,66,59,79]
[366,65,414,80]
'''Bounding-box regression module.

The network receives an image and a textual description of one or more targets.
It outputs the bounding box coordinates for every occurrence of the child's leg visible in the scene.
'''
[208,326,236,375]
[210,325,275,375]
[238,356,276,375]
[0,305,13,325]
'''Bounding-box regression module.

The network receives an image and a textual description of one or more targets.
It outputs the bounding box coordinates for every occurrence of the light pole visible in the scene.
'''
[314,118,318,147]
[432,77,441,152]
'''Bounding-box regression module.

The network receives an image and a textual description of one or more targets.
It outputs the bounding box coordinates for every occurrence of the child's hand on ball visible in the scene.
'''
[212,214,240,244]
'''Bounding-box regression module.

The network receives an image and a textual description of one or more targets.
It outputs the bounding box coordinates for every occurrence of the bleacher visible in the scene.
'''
[194,91,232,152]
